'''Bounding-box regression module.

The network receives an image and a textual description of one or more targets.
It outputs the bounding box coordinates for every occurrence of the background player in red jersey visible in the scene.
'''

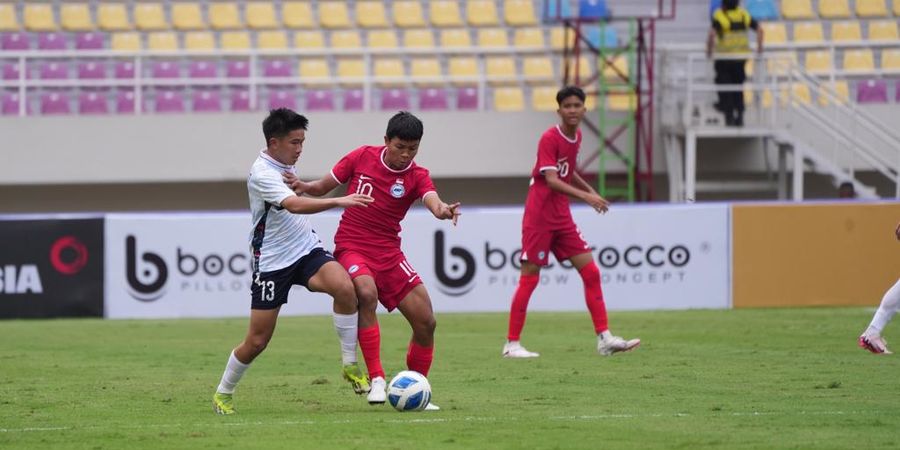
[502,86,641,358]
[285,111,460,410]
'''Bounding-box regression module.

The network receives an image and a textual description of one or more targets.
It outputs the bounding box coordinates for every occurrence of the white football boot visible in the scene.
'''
[597,334,641,356]
[424,402,441,411]
[502,341,540,358]
[367,376,387,404]
[859,334,893,354]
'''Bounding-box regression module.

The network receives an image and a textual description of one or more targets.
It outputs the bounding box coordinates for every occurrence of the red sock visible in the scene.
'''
[507,274,540,341]
[579,262,609,334]
[359,324,385,380]
[406,341,434,376]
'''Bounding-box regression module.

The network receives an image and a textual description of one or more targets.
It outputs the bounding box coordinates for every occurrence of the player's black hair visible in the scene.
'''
[262,108,309,143]
[556,85,586,106]
[385,111,424,141]
[722,0,740,10]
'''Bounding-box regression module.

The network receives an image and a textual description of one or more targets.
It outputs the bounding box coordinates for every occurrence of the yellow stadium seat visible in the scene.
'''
[868,20,899,41]
[531,86,560,111]
[368,30,398,49]
[111,32,142,51]
[585,93,597,111]
[24,4,57,31]
[550,27,576,49]
[467,0,500,26]
[760,23,786,45]
[514,28,546,48]
[523,56,554,84]
[319,2,351,28]
[257,31,288,49]
[394,1,426,27]
[331,30,362,48]
[357,1,389,28]
[411,58,442,85]
[767,52,797,75]
[449,57,478,85]
[564,56,593,82]
[895,0,900,15]
[337,58,365,86]
[135,3,167,31]
[745,58,754,76]
[431,1,464,27]
[403,29,435,48]
[148,32,178,51]
[298,58,331,85]
[221,32,251,50]
[210,3,242,30]
[843,49,875,72]
[0,4,19,31]
[789,84,811,105]
[98,4,131,31]
[818,81,850,106]
[792,22,824,43]
[486,57,517,85]
[831,21,862,42]
[60,4,94,32]
[184,32,215,50]
[782,0,815,19]
[246,2,279,29]
[477,28,510,48]
[494,88,525,111]
[882,48,900,71]
[374,58,405,86]
[283,2,315,29]
[608,91,637,111]
[505,0,538,26]
[804,50,833,74]
[294,30,325,49]
[440,29,472,47]
[172,3,205,30]
[819,0,851,18]
[856,0,889,17]
[602,55,629,81]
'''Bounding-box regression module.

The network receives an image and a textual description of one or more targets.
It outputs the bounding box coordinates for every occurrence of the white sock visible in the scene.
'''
[216,350,250,394]
[599,330,613,340]
[333,312,359,365]
[866,279,900,336]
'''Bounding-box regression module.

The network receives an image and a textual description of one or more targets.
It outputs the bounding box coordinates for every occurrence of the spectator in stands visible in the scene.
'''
[838,182,857,199]
[706,0,764,127]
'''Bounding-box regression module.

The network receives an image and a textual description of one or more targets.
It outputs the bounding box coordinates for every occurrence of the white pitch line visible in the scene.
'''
[0,410,871,434]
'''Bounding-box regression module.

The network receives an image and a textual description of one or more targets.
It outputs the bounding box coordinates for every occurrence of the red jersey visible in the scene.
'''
[331,145,437,252]
[522,125,581,231]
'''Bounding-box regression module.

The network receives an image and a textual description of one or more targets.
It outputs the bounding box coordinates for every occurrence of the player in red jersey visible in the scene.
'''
[285,111,460,410]
[502,86,641,358]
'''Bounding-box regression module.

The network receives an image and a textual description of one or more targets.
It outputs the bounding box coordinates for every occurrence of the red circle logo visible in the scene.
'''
[50,236,89,275]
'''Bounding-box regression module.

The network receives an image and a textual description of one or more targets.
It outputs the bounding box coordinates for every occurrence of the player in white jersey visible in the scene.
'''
[212,109,374,415]
[859,221,900,354]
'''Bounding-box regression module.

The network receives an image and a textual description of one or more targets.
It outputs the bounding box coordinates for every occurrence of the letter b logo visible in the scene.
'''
[433,230,476,297]
[126,235,168,302]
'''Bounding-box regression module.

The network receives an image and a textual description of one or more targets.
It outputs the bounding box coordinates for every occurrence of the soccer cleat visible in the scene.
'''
[424,402,441,411]
[502,341,540,358]
[367,376,387,404]
[212,392,235,415]
[859,334,893,354]
[597,335,641,356]
[342,363,371,395]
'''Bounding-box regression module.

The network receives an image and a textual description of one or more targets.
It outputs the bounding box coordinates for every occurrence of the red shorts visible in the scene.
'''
[334,247,422,311]
[521,225,590,266]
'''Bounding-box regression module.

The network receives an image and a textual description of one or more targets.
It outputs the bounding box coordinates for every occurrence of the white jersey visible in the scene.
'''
[247,150,322,273]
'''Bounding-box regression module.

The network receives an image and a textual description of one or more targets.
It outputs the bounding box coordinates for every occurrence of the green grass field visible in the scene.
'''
[1,308,899,449]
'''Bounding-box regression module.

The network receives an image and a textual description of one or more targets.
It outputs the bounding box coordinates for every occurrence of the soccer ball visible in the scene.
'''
[387,370,432,412]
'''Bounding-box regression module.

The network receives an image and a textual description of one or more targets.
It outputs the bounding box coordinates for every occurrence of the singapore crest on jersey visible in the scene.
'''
[390,179,405,198]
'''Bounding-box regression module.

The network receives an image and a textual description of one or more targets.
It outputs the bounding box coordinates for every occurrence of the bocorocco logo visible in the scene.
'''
[125,235,249,302]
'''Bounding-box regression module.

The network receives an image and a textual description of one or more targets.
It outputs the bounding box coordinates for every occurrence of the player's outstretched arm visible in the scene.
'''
[423,193,461,226]
[544,170,609,214]
[280,193,373,215]
[282,171,341,197]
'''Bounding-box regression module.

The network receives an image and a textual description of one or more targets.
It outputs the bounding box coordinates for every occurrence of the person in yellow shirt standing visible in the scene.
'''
[706,0,763,127]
